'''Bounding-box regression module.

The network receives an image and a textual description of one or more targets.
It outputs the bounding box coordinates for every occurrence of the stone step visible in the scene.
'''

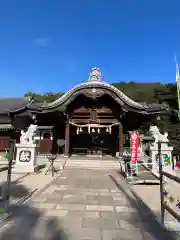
[65,160,120,169]
[66,164,119,167]
[66,160,119,164]
[65,167,119,170]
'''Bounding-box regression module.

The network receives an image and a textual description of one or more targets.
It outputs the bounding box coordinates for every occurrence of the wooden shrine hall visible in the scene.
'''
[0,67,167,157]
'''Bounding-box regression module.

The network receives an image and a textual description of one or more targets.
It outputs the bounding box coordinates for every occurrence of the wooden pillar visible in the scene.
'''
[119,123,124,158]
[64,121,70,157]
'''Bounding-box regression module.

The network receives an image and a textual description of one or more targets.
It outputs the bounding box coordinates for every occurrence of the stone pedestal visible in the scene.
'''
[13,143,39,173]
[150,144,175,177]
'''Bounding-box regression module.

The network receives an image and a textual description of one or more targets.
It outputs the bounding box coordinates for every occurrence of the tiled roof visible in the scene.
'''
[139,102,168,112]
[0,98,29,114]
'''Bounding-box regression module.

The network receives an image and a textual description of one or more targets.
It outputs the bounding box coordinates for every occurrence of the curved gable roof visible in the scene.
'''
[42,80,146,110]
[41,67,147,110]
[4,67,167,115]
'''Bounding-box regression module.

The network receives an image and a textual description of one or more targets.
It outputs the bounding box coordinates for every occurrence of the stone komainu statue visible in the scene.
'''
[20,124,38,144]
[149,125,169,145]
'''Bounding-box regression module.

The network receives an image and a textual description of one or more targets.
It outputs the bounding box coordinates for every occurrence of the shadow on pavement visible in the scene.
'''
[2,181,30,200]
[109,174,178,240]
[0,183,69,240]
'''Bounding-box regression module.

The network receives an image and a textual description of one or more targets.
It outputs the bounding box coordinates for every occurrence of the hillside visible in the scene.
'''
[112,82,167,103]
[24,82,169,104]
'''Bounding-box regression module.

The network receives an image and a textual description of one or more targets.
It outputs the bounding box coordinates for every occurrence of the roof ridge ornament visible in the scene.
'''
[88,67,103,82]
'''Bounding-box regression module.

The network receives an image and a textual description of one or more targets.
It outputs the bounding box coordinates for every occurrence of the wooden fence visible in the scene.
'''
[158,141,180,230]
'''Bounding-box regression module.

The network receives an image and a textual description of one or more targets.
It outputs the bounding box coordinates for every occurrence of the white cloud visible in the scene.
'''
[34,37,49,47]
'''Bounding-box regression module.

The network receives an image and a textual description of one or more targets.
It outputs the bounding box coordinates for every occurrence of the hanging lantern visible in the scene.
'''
[80,127,83,132]
[98,128,100,134]
[106,128,109,133]
[92,128,95,133]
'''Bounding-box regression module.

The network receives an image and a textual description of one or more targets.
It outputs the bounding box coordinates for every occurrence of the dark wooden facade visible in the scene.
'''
[64,94,124,157]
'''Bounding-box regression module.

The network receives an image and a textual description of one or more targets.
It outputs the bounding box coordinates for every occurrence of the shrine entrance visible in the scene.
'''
[87,131,107,157]
[63,93,124,158]
[70,122,121,157]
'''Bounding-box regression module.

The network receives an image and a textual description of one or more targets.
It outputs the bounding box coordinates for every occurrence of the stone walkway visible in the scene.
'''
[0,169,175,240]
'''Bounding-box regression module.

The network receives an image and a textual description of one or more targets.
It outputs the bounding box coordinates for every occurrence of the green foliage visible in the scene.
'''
[112,82,166,103]
[154,84,178,109]
[24,92,63,103]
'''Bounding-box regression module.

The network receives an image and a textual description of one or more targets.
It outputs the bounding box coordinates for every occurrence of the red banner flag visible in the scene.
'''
[129,131,140,163]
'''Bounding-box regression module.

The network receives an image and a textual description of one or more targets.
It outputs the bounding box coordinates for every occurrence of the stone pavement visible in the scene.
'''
[0,168,175,240]
[0,166,61,208]
[0,156,66,206]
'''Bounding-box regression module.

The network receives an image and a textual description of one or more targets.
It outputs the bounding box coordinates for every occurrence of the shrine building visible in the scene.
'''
[0,67,167,157]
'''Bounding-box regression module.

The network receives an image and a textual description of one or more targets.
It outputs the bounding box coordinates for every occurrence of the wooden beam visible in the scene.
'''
[119,123,124,157]
[64,121,70,156]
[73,107,113,114]
[71,119,119,124]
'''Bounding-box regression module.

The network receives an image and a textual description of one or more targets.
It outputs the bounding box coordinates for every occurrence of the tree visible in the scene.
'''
[24,92,63,102]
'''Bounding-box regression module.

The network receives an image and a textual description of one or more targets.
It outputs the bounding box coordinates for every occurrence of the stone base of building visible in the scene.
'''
[13,164,40,173]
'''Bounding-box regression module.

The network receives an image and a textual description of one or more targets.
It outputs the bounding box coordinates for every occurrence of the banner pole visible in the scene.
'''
[175,59,180,119]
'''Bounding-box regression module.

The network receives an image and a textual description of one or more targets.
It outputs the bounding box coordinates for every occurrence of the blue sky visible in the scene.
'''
[0,0,180,97]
